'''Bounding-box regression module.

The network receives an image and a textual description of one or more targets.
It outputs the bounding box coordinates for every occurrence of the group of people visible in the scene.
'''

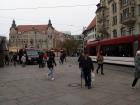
[4,52,27,67]
[4,49,140,89]
[78,50,140,89]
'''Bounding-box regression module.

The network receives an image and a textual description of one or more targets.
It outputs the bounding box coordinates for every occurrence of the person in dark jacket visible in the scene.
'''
[81,51,94,89]
[60,52,64,64]
[47,54,56,80]
[38,53,44,68]
[132,50,140,88]
[12,53,17,66]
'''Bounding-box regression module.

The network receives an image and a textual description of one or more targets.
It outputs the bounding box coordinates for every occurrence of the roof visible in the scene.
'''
[86,17,96,31]
[17,25,48,33]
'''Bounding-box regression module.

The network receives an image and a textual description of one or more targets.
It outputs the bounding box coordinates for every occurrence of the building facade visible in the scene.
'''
[9,20,64,51]
[96,0,140,39]
[82,16,96,49]
[83,17,96,42]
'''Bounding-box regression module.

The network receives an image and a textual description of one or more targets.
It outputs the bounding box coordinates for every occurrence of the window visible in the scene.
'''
[131,7,135,17]
[112,16,117,25]
[120,27,126,36]
[113,30,117,37]
[122,0,129,6]
[138,5,140,16]
[112,3,117,14]
[123,8,129,19]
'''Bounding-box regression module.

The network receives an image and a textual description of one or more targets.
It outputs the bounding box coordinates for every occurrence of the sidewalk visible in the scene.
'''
[0,57,140,105]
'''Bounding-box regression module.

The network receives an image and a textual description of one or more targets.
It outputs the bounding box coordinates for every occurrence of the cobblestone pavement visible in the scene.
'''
[0,57,140,105]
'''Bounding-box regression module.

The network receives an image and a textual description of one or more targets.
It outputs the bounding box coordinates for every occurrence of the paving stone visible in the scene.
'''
[0,57,140,105]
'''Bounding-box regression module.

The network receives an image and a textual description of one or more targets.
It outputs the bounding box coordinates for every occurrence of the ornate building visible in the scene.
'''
[96,0,109,39]
[9,20,64,51]
[96,0,140,39]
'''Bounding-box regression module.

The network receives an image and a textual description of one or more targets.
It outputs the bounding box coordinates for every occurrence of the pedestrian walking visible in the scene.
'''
[21,54,26,67]
[80,51,94,89]
[96,51,104,75]
[12,53,17,67]
[38,52,44,68]
[16,54,20,64]
[47,54,56,80]
[132,50,140,88]
[5,54,10,65]
[60,52,64,64]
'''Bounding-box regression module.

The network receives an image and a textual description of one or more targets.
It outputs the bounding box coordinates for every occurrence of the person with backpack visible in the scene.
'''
[47,53,56,80]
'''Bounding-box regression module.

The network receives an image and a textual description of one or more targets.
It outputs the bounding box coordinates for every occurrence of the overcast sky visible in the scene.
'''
[0,0,99,38]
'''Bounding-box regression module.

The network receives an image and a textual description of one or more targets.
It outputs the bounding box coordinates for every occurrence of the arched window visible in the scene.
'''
[113,29,117,37]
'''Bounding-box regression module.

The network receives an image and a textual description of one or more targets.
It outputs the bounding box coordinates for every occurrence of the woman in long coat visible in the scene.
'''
[132,50,140,87]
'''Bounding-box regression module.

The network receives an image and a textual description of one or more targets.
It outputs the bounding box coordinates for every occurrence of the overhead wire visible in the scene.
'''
[0,4,96,11]
[0,3,96,34]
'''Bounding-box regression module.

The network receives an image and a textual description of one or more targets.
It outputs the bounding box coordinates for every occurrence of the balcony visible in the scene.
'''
[121,15,136,26]
[97,14,108,23]
[120,0,135,9]
[97,25,109,35]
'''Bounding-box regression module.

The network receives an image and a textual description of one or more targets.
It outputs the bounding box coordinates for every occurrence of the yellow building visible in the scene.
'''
[9,20,64,51]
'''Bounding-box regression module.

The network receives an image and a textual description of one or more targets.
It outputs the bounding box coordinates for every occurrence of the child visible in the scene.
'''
[21,54,26,67]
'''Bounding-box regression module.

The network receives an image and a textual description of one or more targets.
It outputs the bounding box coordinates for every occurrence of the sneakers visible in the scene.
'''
[88,86,92,89]
[131,86,135,89]
[101,73,104,75]
[51,78,55,80]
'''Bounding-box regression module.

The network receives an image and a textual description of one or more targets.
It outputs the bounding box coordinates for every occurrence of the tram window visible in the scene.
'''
[89,47,96,56]
[101,43,133,57]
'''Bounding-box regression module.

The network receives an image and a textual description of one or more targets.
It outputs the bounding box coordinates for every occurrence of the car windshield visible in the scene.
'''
[26,50,38,56]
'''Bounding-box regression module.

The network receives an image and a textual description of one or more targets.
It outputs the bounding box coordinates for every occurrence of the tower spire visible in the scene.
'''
[11,19,16,28]
[48,19,52,27]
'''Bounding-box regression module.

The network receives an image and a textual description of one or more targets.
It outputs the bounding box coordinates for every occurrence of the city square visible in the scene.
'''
[0,57,140,105]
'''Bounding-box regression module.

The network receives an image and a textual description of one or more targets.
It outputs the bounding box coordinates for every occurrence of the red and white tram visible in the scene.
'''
[85,34,140,66]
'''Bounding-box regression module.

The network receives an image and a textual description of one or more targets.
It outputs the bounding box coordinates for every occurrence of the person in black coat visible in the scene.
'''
[47,54,56,80]
[80,51,94,89]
